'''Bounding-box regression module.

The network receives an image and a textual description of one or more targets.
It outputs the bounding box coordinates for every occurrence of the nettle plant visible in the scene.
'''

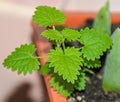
[3,6,112,97]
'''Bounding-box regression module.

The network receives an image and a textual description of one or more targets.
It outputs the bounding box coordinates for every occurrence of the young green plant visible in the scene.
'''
[3,6,112,97]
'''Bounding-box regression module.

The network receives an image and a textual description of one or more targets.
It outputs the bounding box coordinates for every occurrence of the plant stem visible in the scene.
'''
[34,56,48,59]
[56,41,60,47]
[53,25,55,30]
[52,25,62,48]
[62,42,65,51]
[83,68,94,75]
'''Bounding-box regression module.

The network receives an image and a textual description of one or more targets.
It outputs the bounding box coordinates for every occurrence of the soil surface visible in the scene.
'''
[67,19,120,102]
[68,69,120,102]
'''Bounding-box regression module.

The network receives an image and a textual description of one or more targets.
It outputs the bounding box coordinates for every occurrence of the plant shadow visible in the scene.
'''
[5,83,33,102]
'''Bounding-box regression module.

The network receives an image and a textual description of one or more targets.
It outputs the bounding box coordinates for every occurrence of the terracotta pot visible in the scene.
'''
[32,12,120,102]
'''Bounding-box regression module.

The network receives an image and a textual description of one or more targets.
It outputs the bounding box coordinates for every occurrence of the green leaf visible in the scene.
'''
[3,44,39,75]
[103,28,120,93]
[50,74,74,97]
[93,0,111,35]
[41,29,63,42]
[83,58,101,68]
[79,28,112,61]
[62,28,80,41]
[48,47,83,83]
[75,73,86,91]
[55,25,65,31]
[40,63,50,75]
[33,6,66,27]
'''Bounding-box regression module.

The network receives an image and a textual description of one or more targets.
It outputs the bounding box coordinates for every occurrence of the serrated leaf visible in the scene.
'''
[3,44,39,75]
[62,28,80,41]
[33,6,66,27]
[103,28,120,93]
[75,73,86,91]
[41,29,63,42]
[50,74,74,97]
[93,0,111,35]
[83,58,101,68]
[48,47,83,83]
[79,28,112,61]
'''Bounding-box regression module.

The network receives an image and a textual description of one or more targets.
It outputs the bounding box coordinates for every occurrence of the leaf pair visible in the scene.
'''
[42,28,80,43]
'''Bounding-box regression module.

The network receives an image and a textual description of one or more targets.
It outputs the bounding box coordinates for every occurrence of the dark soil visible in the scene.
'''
[68,69,120,102]
[67,19,120,102]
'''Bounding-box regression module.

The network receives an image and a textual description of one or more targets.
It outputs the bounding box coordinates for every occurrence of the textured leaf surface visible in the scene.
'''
[79,28,112,61]
[75,73,86,91]
[33,6,66,27]
[103,28,120,92]
[3,44,39,75]
[83,58,101,68]
[41,29,63,41]
[48,47,83,83]
[93,0,111,35]
[50,74,74,97]
[62,28,80,41]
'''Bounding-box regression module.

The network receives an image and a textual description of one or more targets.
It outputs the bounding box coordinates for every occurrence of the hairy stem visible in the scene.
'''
[52,25,61,48]
[34,56,48,59]
[53,25,55,30]
[62,42,66,52]
[83,68,94,75]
